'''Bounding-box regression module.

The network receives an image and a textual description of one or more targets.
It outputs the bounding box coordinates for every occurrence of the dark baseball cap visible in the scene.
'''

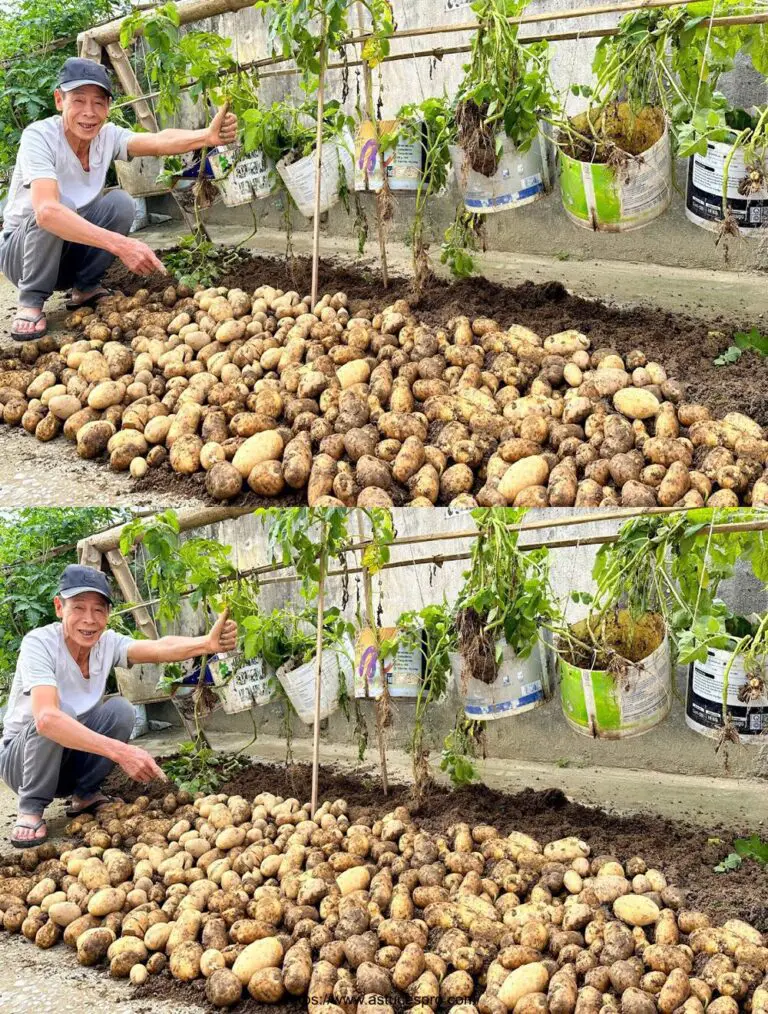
[58,57,113,98]
[59,564,113,604]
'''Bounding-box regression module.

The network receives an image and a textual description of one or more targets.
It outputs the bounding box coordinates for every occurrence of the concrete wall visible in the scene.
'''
[146,0,768,275]
[152,509,768,784]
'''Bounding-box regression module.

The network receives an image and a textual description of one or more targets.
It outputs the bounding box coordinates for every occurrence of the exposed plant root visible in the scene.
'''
[457,606,498,686]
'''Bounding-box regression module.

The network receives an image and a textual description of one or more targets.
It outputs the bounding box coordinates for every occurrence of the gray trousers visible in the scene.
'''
[0,189,135,306]
[0,697,135,814]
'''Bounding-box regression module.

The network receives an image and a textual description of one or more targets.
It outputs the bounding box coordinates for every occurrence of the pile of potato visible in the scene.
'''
[1,281,767,507]
[0,787,766,1014]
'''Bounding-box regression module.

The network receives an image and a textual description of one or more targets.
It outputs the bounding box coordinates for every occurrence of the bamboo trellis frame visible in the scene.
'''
[92,508,768,620]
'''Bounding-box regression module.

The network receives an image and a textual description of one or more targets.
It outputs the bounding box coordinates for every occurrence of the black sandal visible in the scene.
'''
[65,287,115,311]
[10,311,47,341]
[64,793,122,818]
[11,818,48,849]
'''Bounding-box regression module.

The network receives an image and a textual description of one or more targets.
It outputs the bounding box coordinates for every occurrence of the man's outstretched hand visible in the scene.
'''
[206,104,238,148]
[116,742,167,783]
[116,236,166,276]
[206,607,238,655]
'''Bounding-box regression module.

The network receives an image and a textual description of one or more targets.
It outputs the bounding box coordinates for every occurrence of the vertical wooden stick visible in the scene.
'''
[310,523,327,816]
[357,511,389,795]
[357,3,389,289]
[310,30,328,310]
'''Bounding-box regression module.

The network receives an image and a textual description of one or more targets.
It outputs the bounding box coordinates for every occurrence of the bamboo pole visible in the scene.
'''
[110,9,768,112]
[357,511,389,796]
[310,523,328,815]
[310,28,329,310]
[357,2,389,289]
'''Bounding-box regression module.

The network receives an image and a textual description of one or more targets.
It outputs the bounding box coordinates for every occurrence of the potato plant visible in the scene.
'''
[1,785,766,1013]
[1,282,768,509]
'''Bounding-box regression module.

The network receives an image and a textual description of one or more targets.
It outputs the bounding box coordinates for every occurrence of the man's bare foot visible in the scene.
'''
[11,307,47,339]
[11,812,47,848]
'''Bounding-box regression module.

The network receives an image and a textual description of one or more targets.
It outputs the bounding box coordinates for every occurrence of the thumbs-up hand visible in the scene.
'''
[206,103,238,147]
[207,607,238,654]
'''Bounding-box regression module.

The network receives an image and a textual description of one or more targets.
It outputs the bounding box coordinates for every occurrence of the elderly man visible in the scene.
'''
[0,563,238,848]
[0,56,237,340]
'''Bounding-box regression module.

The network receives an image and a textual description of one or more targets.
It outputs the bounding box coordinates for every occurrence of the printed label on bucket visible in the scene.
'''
[560,128,671,232]
[451,643,545,721]
[450,137,547,215]
[686,648,768,741]
[560,636,671,738]
[354,120,423,192]
[211,654,273,714]
[354,627,423,699]
[686,142,768,233]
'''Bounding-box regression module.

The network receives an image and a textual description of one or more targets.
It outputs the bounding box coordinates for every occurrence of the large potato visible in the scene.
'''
[232,430,284,478]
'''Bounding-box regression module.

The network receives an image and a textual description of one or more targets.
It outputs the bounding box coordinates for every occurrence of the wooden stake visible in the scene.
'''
[357,3,389,289]
[310,30,328,310]
[310,522,328,816]
[357,511,389,795]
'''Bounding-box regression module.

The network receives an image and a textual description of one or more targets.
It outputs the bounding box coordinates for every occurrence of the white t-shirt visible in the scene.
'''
[2,116,134,233]
[2,622,135,741]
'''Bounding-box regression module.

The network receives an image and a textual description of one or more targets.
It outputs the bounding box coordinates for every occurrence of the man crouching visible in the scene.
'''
[0,563,237,847]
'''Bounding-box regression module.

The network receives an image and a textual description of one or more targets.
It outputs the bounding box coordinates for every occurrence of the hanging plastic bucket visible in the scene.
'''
[449,132,549,214]
[210,652,275,714]
[277,130,354,218]
[210,145,275,207]
[450,640,546,721]
[559,112,671,232]
[686,141,768,234]
[686,648,768,743]
[353,627,423,699]
[558,616,671,739]
[354,119,424,193]
[116,156,170,197]
[278,636,355,724]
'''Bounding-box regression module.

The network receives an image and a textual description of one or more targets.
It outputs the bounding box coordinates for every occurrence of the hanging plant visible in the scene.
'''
[455,0,556,176]
[455,507,555,685]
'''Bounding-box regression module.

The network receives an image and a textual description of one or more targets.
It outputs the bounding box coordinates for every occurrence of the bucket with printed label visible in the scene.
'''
[354,120,424,193]
[450,640,546,722]
[354,627,423,699]
[686,647,768,743]
[278,636,355,725]
[210,145,274,207]
[210,653,275,714]
[686,141,768,234]
[559,107,671,232]
[558,614,671,738]
[277,130,354,218]
[449,132,549,214]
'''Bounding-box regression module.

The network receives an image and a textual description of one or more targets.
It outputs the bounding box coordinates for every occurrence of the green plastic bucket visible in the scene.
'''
[559,126,671,232]
[559,632,671,739]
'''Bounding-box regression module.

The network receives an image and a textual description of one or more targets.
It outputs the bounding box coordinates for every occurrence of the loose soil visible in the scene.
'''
[560,104,665,163]
[106,252,768,427]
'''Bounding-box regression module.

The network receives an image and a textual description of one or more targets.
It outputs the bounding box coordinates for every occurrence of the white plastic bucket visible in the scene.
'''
[116,156,169,197]
[210,145,274,207]
[354,627,423,699]
[559,631,671,739]
[450,640,546,721]
[450,133,548,214]
[211,653,275,714]
[278,636,355,724]
[277,130,354,218]
[560,125,671,232]
[129,196,148,233]
[686,647,768,743]
[354,120,423,193]
[686,141,768,234]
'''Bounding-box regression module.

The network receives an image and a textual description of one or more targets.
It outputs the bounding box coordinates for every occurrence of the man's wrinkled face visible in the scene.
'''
[54,84,110,143]
[55,591,110,651]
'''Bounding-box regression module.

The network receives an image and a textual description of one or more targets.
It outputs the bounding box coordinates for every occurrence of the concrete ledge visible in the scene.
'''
[140,728,767,831]
[138,221,768,323]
